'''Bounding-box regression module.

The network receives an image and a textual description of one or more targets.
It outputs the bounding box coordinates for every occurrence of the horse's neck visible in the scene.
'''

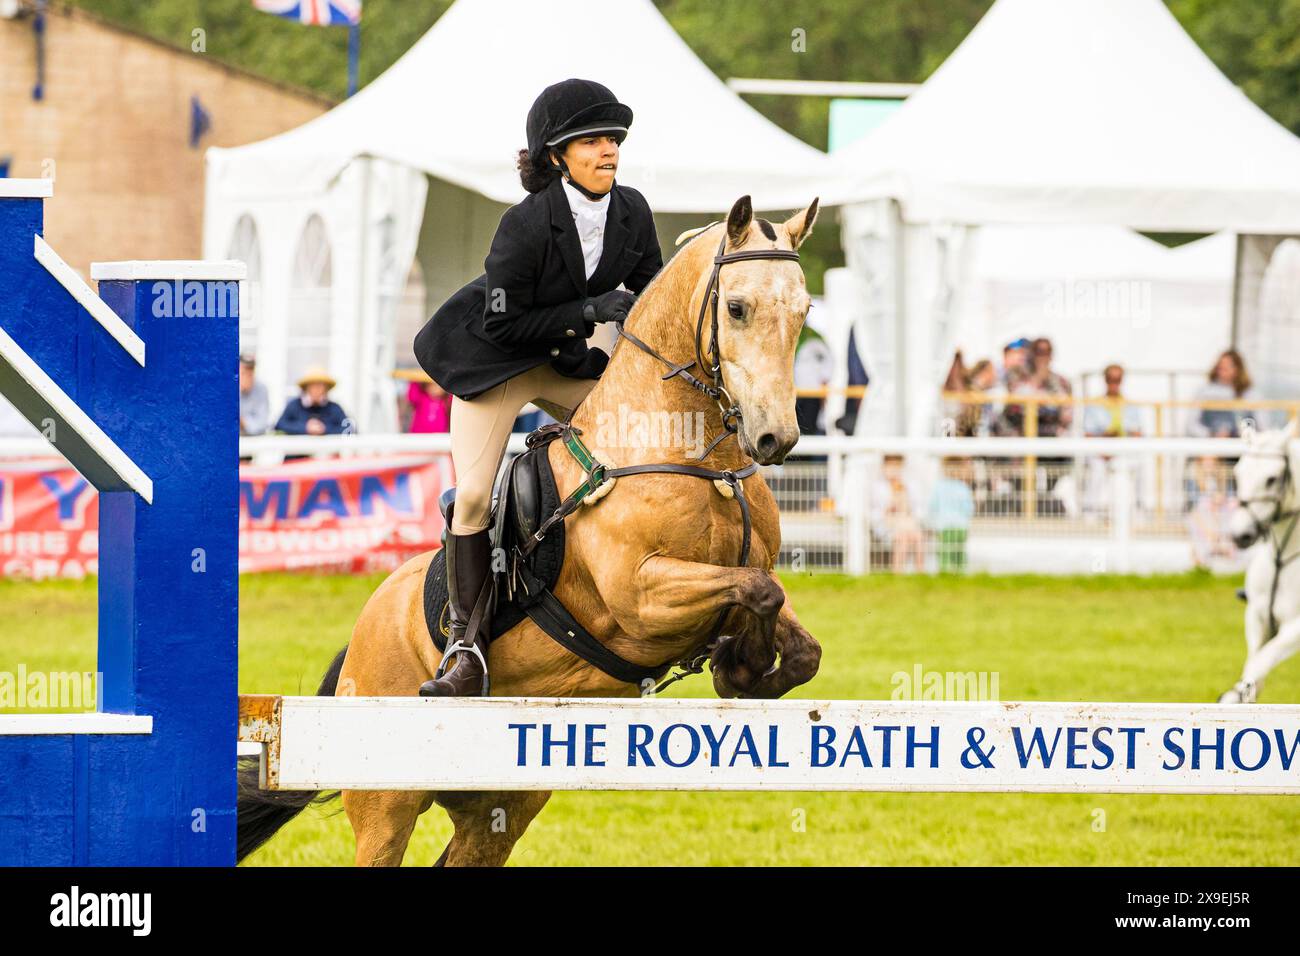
[572,253,750,470]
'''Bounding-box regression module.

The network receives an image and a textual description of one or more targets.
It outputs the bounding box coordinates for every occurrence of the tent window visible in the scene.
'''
[226,215,261,355]
[375,215,427,370]
[392,260,427,370]
[287,214,333,390]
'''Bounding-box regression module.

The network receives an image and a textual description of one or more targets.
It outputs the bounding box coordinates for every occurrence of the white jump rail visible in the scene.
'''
[238,695,1300,795]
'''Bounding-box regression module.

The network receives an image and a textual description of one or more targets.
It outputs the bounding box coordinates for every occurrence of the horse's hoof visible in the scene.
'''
[1219,681,1257,705]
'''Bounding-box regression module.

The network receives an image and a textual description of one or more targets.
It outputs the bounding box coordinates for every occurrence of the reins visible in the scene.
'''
[518,225,800,691]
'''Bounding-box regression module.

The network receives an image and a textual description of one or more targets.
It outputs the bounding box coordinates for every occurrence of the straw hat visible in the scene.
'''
[296,366,336,390]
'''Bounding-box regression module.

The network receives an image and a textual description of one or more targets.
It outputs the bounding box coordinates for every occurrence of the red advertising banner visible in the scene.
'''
[0,455,452,579]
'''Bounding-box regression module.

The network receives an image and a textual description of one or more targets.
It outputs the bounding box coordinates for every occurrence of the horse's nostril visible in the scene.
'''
[757,432,779,457]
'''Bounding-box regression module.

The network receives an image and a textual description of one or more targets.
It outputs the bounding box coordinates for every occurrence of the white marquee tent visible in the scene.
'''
[827,0,1300,436]
[204,0,845,432]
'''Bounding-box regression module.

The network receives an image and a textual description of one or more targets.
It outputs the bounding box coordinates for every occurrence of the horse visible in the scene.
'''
[238,194,824,866]
[1219,418,1300,704]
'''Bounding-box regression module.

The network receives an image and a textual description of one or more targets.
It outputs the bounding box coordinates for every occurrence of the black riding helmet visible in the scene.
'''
[526,78,633,200]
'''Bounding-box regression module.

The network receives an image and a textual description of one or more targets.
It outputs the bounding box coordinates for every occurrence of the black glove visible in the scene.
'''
[582,289,637,325]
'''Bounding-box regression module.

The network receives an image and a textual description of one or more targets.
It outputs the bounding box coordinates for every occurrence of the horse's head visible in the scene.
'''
[1230,418,1299,549]
[699,195,818,465]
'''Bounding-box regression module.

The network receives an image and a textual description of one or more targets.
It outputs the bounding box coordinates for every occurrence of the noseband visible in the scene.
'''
[1236,448,1300,640]
[616,227,800,459]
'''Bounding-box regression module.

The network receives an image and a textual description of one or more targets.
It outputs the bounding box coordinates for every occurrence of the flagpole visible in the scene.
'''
[347,21,360,97]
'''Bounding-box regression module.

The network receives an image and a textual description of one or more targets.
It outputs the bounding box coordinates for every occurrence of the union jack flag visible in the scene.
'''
[253,0,362,26]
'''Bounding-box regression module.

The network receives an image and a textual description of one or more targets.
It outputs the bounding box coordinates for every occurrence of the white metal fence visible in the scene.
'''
[0,433,1279,576]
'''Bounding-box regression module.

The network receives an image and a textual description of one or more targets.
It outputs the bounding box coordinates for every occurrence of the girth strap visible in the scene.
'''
[521,587,666,687]
[511,423,760,689]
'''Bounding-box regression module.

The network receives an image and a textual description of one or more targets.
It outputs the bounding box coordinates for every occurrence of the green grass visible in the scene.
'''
[3,572,1297,865]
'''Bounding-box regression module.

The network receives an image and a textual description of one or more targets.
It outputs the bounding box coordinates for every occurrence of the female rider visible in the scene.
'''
[413,78,664,697]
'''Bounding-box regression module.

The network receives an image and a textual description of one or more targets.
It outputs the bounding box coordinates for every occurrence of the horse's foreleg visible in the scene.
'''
[1222,603,1272,702]
[343,789,435,866]
[1238,616,1300,701]
[619,557,785,695]
[719,588,822,699]
[435,790,552,867]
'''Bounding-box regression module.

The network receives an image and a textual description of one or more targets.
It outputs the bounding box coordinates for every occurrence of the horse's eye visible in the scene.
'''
[727,300,744,320]
[1266,476,1278,487]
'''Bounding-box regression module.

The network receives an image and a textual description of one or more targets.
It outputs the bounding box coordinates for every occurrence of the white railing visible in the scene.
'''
[1,433,1285,576]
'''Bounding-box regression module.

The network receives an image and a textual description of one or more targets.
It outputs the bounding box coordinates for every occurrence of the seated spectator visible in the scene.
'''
[275,367,349,436]
[941,350,970,434]
[965,358,999,437]
[999,337,1072,437]
[1083,363,1143,437]
[1186,455,1237,569]
[407,378,452,434]
[927,457,974,572]
[871,454,925,572]
[1080,364,1143,516]
[998,338,1031,389]
[1187,349,1259,437]
[239,353,270,436]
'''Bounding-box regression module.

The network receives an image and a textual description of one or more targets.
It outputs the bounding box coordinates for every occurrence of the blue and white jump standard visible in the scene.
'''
[0,179,242,866]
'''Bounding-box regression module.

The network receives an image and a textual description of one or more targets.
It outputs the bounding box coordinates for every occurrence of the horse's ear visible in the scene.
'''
[725,195,753,245]
[784,197,820,250]
[1286,416,1299,439]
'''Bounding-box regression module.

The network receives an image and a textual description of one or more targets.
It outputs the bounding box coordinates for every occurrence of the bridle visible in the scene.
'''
[511,223,802,694]
[1235,447,1300,640]
[614,226,800,460]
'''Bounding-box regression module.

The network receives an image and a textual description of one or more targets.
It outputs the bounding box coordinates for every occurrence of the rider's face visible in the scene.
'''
[553,135,619,194]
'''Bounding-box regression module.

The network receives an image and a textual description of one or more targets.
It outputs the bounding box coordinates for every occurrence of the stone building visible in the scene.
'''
[0,2,330,277]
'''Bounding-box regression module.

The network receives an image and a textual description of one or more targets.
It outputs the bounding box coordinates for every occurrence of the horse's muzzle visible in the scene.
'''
[749,427,799,465]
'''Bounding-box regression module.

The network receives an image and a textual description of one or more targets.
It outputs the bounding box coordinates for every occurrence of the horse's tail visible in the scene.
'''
[236,645,349,864]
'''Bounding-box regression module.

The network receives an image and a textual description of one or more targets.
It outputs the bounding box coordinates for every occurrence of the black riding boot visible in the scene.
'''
[419,527,493,697]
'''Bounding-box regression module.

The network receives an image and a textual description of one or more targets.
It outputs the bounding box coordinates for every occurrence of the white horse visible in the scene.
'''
[1220,419,1300,704]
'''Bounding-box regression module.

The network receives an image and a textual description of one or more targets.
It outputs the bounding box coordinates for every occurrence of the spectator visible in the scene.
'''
[953,357,999,437]
[407,378,452,434]
[927,457,974,572]
[275,367,349,436]
[871,454,925,572]
[999,337,1072,437]
[941,349,970,434]
[999,338,1073,514]
[1020,337,1073,437]
[1080,364,1143,516]
[1187,349,1260,438]
[1084,363,1143,437]
[794,330,833,435]
[833,327,870,435]
[998,338,1032,389]
[1186,455,1237,569]
[239,353,270,436]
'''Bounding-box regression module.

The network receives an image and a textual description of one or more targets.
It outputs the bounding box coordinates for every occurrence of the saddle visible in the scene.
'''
[421,430,564,644]
[421,424,677,686]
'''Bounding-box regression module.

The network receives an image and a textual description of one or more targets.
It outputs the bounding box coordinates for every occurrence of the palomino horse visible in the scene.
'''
[238,195,823,866]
